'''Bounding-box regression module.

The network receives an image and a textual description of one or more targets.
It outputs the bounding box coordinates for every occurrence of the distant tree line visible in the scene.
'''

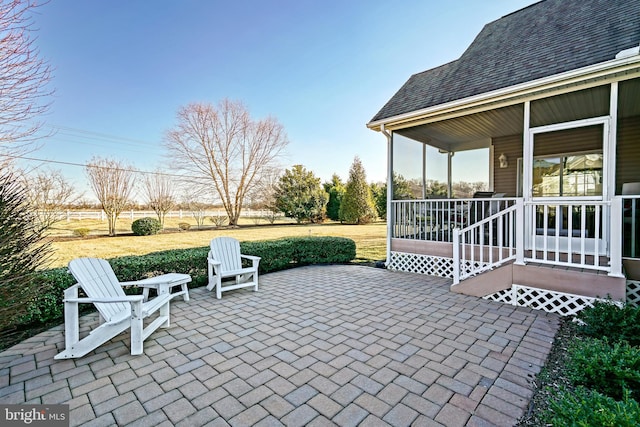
[18,157,489,233]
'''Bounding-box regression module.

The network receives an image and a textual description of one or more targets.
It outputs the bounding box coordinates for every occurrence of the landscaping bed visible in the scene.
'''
[517,302,640,426]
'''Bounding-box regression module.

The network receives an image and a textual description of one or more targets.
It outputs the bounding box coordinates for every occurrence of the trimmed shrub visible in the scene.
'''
[240,236,356,273]
[73,228,90,238]
[18,268,77,326]
[178,222,191,231]
[546,387,640,427]
[209,214,228,227]
[131,217,162,236]
[576,300,640,346]
[566,337,640,401]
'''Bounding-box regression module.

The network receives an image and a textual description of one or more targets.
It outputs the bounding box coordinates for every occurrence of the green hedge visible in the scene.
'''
[566,337,640,401]
[539,302,640,425]
[546,387,640,427]
[576,300,640,347]
[15,236,356,330]
[242,236,356,273]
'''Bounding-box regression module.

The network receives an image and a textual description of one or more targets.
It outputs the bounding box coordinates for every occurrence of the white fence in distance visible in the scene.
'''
[61,209,282,222]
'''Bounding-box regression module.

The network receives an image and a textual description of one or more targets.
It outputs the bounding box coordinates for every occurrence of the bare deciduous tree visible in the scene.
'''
[85,157,136,236]
[164,99,289,226]
[22,168,81,230]
[142,171,175,228]
[247,167,281,223]
[0,0,53,158]
[181,192,209,229]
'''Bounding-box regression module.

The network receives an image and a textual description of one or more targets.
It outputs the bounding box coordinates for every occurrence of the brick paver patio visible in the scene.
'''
[0,265,560,426]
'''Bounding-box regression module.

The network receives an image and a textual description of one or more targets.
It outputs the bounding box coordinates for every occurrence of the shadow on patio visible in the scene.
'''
[0,265,559,426]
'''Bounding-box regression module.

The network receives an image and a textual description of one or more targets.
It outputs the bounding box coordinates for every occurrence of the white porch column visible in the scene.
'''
[609,197,624,278]
[522,101,532,251]
[382,125,393,266]
[422,143,427,199]
[608,82,618,200]
[606,82,619,251]
[447,151,453,198]
[515,198,525,265]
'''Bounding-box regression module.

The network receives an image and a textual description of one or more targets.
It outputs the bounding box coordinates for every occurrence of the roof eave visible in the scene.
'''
[367,53,640,133]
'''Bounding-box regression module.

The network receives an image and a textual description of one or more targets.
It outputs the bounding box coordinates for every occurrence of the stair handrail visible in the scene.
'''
[453,203,519,285]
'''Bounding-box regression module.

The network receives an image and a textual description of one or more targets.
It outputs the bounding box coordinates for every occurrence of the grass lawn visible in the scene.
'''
[47,217,388,268]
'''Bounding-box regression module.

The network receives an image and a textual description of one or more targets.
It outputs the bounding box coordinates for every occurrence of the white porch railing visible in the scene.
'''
[622,195,640,258]
[524,199,613,272]
[391,197,630,285]
[390,197,516,242]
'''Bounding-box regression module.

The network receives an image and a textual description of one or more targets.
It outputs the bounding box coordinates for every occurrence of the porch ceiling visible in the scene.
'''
[395,78,640,153]
[396,104,523,152]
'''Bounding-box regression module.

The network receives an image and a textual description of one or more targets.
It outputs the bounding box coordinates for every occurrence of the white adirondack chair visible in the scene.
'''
[207,237,261,299]
[55,258,191,359]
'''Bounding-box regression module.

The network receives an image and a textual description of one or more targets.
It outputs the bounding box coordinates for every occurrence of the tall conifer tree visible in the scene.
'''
[340,157,377,224]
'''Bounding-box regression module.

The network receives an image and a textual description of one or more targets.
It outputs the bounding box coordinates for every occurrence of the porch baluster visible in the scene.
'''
[594,204,600,267]
[580,204,586,266]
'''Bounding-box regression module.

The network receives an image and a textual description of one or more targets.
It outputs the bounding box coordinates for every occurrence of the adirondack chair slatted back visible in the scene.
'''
[68,258,128,322]
[211,237,243,271]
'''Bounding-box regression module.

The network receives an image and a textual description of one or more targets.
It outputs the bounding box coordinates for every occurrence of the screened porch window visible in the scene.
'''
[531,152,603,197]
[392,132,490,199]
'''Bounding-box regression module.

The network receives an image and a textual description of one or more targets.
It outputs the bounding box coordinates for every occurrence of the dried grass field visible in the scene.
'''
[46,216,387,268]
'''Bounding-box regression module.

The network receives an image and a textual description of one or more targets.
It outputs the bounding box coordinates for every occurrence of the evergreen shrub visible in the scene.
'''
[546,387,640,427]
[576,301,640,346]
[131,217,162,236]
[566,337,640,401]
[0,172,52,331]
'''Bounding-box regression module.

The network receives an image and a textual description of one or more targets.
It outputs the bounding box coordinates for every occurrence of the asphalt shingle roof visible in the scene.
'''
[370,0,640,123]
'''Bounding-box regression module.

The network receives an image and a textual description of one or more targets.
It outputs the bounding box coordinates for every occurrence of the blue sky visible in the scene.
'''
[25,0,539,199]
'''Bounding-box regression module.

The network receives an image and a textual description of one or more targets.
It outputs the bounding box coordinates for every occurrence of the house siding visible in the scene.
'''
[616,115,640,194]
[492,134,522,197]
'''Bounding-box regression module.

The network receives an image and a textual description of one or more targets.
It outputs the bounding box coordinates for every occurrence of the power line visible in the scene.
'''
[49,124,161,148]
[43,138,153,155]
[1,153,195,179]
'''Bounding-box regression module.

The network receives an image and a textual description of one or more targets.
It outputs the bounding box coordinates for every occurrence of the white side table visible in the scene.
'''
[135,273,192,302]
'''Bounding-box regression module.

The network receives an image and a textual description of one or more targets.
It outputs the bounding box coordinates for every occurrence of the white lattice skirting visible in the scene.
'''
[388,252,454,278]
[389,251,640,312]
[388,251,491,280]
[627,280,640,307]
[483,285,617,316]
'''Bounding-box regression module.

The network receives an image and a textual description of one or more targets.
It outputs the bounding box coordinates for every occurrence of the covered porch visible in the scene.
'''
[379,76,640,309]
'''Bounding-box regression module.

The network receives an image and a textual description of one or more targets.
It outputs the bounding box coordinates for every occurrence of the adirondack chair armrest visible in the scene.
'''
[207,257,222,267]
[241,254,261,269]
[64,295,145,304]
